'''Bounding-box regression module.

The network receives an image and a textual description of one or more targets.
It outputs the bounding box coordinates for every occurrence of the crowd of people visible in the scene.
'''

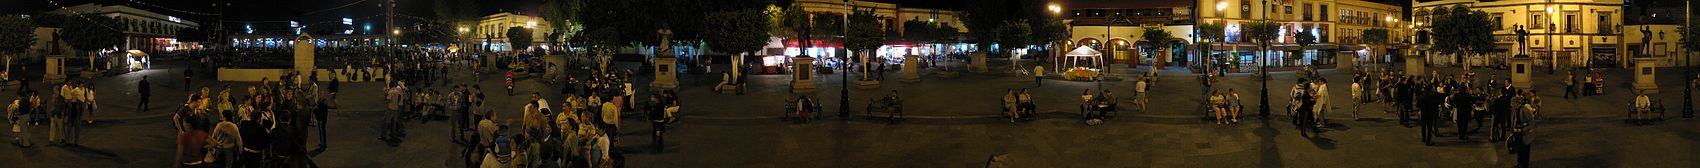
[3,79,98,148]
[455,67,676,168]
[170,71,328,167]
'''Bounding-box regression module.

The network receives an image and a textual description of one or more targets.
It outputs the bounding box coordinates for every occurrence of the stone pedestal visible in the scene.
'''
[294,35,316,75]
[1510,55,1533,89]
[970,52,988,72]
[1404,54,1425,76]
[651,57,679,90]
[1336,51,1356,71]
[1634,57,1659,93]
[791,57,817,93]
[901,55,920,83]
[44,56,65,83]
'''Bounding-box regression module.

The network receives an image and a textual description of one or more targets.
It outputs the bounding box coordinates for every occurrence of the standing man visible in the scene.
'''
[648,94,666,152]
[138,76,151,112]
[1136,78,1148,111]
[1563,71,1576,99]
[1452,84,1474,140]
[1419,86,1444,146]
[329,74,339,108]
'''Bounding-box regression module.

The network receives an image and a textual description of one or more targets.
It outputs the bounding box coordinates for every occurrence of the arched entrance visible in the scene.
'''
[1106,38,1132,66]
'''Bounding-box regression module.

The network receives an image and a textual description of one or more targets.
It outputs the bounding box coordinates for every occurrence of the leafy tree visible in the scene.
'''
[810,12,844,45]
[1680,21,1700,67]
[1294,28,1316,63]
[539,0,583,51]
[59,14,127,68]
[1243,20,1281,66]
[0,16,35,70]
[845,8,885,80]
[901,18,936,45]
[994,19,1032,57]
[780,4,813,57]
[506,26,534,51]
[1141,27,1174,65]
[1196,23,1225,64]
[1430,5,1495,66]
[702,9,772,59]
[1361,28,1389,64]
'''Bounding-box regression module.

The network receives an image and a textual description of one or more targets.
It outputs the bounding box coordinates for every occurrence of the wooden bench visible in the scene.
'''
[784,98,822,122]
[866,98,903,122]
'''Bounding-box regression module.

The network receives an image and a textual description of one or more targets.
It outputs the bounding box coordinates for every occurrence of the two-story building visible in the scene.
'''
[1414,0,1622,69]
[1059,0,1406,71]
[50,3,202,53]
[475,12,553,52]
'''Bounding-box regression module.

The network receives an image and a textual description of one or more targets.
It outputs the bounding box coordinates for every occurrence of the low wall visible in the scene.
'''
[218,68,388,82]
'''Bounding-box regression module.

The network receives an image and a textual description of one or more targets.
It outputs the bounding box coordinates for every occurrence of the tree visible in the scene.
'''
[1361,28,1389,65]
[1294,28,1316,64]
[59,15,127,70]
[539,0,583,52]
[780,4,813,57]
[702,8,771,84]
[1430,5,1495,68]
[901,18,936,46]
[506,26,535,51]
[845,8,885,81]
[810,12,844,45]
[1243,20,1282,65]
[1141,27,1175,66]
[0,16,35,71]
[1196,23,1225,66]
[995,19,1032,57]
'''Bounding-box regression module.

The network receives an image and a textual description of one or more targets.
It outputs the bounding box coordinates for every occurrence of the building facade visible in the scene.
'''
[1059,0,1406,71]
[475,12,553,52]
[780,0,967,66]
[1413,0,1623,69]
[50,3,202,53]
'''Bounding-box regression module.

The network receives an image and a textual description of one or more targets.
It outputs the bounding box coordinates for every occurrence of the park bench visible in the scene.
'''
[866,98,903,122]
[1625,99,1665,123]
[783,97,821,122]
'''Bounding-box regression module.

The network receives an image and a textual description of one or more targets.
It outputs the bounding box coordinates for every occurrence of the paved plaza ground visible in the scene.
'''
[3,57,1700,167]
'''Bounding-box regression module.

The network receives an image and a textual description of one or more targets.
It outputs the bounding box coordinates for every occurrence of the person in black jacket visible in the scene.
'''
[1451,83,1474,141]
[648,94,667,152]
[1420,85,1445,146]
[138,76,150,112]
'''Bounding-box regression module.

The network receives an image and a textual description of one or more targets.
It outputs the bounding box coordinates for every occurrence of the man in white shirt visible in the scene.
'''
[1135,79,1148,111]
[1635,91,1651,123]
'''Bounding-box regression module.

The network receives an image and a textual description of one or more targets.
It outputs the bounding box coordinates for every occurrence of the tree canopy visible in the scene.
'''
[1682,22,1700,52]
[702,9,773,55]
[994,19,1032,52]
[1361,28,1389,45]
[961,0,1054,52]
[539,0,584,47]
[844,8,885,52]
[1196,23,1224,43]
[59,15,127,52]
[506,26,534,50]
[1141,27,1173,54]
[0,16,36,54]
[1242,20,1281,46]
[1429,5,1495,56]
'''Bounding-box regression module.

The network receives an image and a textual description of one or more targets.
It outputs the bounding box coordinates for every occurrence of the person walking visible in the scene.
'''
[1033,65,1044,87]
[138,76,151,112]
[648,94,666,152]
[1419,87,1445,146]
[1452,85,1474,140]
[1136,78,1148,111]
[1563,71,1576,99]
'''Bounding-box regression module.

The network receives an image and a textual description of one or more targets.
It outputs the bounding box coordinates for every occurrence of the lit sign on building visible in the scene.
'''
[168,16,181,23]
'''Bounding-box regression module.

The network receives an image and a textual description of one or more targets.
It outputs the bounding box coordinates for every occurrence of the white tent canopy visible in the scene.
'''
[1063,45,1104,69]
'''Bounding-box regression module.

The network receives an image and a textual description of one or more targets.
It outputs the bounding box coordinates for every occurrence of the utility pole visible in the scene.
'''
[1685,0,1694,118]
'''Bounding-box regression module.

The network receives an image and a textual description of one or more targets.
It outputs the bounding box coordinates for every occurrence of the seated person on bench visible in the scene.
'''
[883,90,901,106]
[1634,91,1651,122]
[796,95,815,122]
[1004,89,1020,122]
[1018,89,1035,115]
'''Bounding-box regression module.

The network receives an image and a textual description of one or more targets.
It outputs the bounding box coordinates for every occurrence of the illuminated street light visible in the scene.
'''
[526,21,538,28]
[393,29,401,35]
[458,27,469,32]
[1048,4,1062,14]
[1216,2,1228,12]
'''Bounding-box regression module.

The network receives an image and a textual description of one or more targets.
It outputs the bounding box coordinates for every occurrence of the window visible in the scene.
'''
[1530,13,1546,29]
[1242,0,1252,18]
[1303,4,1312,21]
[1320,5,1329,21]
[1492,13,1504,30]
[1565,12,1580,33]
[1598,12,1615,34]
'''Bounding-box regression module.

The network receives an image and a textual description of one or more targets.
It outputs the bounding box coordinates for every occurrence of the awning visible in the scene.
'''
[1065,46,1103,57]
[126,50,149,57]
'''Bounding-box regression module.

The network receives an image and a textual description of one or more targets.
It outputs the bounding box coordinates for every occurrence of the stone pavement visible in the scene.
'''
[3,58,1699,167]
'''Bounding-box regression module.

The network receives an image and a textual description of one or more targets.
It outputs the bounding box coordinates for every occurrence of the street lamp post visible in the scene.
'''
[1258,0,1272,119]
[840,0,851,119]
